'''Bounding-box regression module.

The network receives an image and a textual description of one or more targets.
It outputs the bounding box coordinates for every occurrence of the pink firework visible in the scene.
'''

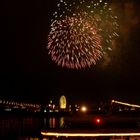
[47,0,119,69]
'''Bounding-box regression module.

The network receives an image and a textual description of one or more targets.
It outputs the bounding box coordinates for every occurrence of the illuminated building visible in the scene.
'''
[59,95,67,110]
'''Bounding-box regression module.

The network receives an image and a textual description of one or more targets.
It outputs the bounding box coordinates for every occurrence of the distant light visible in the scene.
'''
[119,108,122,112]
[53,104,55,109]
[44,109,47,113]
[131,107,135,111]
[34,138,39,140]
[112,100,115,103]
[5,108,11,112]
[96,118,101,124]
[81,106,87,112]
[98,107,101,111]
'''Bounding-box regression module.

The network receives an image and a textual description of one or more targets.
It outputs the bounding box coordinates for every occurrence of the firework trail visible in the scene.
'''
[47,0,119,69]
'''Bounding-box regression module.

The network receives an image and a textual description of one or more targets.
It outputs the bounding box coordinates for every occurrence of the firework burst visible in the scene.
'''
[47,0,119,69]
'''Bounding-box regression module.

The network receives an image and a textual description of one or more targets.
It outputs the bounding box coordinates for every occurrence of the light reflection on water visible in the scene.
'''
[49,117,56,128]
[0,115,65,139]
[0,115,140,140]
[47,117,65,129]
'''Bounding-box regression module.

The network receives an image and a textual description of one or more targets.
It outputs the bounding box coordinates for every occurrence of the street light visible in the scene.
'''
[81,106,87,112]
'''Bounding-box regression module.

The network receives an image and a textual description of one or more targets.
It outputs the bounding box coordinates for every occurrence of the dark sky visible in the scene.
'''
[0,0,140,105]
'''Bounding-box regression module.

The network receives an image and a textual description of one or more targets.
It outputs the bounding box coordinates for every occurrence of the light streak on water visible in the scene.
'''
[41,131,140,137]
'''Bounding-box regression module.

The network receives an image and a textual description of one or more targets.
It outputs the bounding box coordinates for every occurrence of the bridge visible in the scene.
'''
[0,99,41,112]
[111,100,140,112]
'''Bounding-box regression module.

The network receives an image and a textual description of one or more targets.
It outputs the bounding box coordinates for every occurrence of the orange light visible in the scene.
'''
[41,131,140,137]
[81,106,87,112]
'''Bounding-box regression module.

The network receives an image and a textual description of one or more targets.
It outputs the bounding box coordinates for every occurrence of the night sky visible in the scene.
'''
[0,0,140,105]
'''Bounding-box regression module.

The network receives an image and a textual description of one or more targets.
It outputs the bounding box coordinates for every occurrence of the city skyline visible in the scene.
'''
[0,0,140,104]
